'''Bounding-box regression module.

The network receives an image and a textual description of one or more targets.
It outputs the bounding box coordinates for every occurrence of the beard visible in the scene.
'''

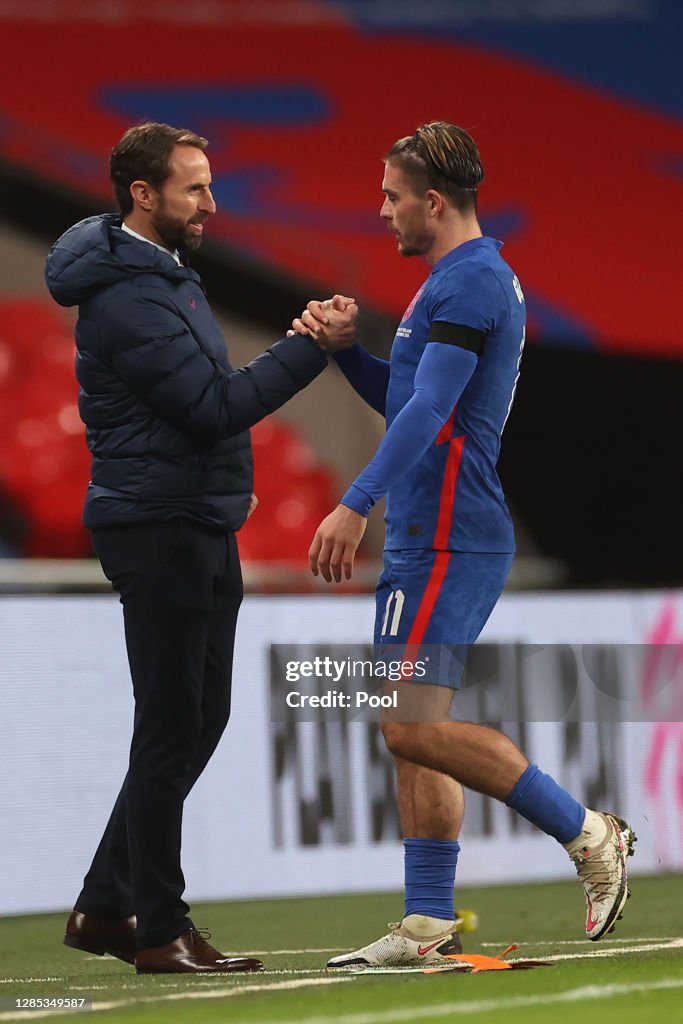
[397,238,427,258]
[393,221,431,259]
[151,208,204,253]
[398,239,421,257]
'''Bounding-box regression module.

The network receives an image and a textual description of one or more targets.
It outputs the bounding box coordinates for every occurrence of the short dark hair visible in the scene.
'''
[386,121,484,211]
[110,121,209,216]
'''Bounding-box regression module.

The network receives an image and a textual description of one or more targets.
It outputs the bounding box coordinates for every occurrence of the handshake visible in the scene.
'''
[287,294,358,353]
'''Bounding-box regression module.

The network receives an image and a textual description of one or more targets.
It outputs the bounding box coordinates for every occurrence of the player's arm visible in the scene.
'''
[100,291,328,443]
[340,332,479,515]
[310,326,483,581]
[333,345,389,416]
[290,295,389,415]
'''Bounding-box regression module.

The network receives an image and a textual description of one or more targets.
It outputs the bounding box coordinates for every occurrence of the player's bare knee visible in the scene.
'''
[381,719,413,758]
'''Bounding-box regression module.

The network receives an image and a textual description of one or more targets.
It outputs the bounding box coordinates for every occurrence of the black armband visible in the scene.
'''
[429,321,486,354]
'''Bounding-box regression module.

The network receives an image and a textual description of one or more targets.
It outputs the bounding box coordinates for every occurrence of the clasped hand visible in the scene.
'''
[287,294,358,352]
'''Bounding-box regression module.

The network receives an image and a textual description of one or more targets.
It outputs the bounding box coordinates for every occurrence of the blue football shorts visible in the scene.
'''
[373,549,514,689]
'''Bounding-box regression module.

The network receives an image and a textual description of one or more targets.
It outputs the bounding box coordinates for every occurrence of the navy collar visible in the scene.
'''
[430,236,502,275]
[109,220,201,284]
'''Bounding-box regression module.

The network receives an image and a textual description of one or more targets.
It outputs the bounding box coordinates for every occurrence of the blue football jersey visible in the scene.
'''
[384,236,525,553]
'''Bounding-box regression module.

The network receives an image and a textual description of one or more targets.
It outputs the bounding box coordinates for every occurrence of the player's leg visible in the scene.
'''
[396,760,478,933]
[376,547,635,943]
[382,706,636,942]
[396,758,463,840]
[387,554,507,949]
[397,758,468,941]
[328,552,472,970]
[395,552,512,944]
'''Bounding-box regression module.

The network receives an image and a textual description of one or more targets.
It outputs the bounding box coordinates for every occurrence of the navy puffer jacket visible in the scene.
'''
[45,215,327,531]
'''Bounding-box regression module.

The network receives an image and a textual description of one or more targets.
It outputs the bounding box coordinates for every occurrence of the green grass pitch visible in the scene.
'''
[1,875,681,1023]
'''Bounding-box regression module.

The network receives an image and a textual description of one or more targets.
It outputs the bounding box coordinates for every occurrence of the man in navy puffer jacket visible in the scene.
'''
[45,122,354,974]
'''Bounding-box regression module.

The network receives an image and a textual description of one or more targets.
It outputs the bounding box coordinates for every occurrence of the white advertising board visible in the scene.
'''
[1,591,682,914]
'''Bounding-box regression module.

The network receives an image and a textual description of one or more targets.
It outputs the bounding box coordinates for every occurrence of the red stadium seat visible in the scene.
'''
[237,420,340,566]
[0,299,91,556]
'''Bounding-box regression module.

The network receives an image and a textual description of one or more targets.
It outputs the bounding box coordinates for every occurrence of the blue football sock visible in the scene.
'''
[404,837,459,921]
[505,763,585,844]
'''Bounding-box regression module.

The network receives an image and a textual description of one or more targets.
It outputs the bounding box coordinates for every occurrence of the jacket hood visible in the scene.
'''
[45,213,198,307]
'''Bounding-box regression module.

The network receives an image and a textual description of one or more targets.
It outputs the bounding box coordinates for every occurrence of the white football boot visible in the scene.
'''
[326,914,462,970]
[565,809,637,941]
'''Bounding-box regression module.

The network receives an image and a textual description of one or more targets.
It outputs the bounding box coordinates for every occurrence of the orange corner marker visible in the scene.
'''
[423,944,553,974]
[423,944,519,974]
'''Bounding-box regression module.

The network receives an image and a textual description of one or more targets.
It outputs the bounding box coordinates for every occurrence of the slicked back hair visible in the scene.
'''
[110,121,209,216]
[386,121,484,212]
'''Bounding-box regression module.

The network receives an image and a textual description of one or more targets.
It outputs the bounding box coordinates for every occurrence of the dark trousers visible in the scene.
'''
[74,519,242,949]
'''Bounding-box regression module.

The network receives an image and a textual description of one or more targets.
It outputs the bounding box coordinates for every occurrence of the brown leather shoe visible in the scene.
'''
[136,928,264,974]
[64,911,136,965]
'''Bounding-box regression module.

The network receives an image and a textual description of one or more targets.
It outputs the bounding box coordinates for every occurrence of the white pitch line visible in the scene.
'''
[0,976,352,1021]
[480,936,678,947]
[68,968,331,991]
[226,948,344,956]
[150,968,331,986]
[0,979,65,985]
[287,977,683,1024]
[92,976,352,1010]
[530,938,683,963]
[420,938,683,972]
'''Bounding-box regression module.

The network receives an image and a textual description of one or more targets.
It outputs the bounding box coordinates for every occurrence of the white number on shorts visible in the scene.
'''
[380,589,405,637]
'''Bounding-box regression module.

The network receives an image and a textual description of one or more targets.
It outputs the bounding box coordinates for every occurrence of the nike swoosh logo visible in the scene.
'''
[418,940,443,956]
[586,897,599,933]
